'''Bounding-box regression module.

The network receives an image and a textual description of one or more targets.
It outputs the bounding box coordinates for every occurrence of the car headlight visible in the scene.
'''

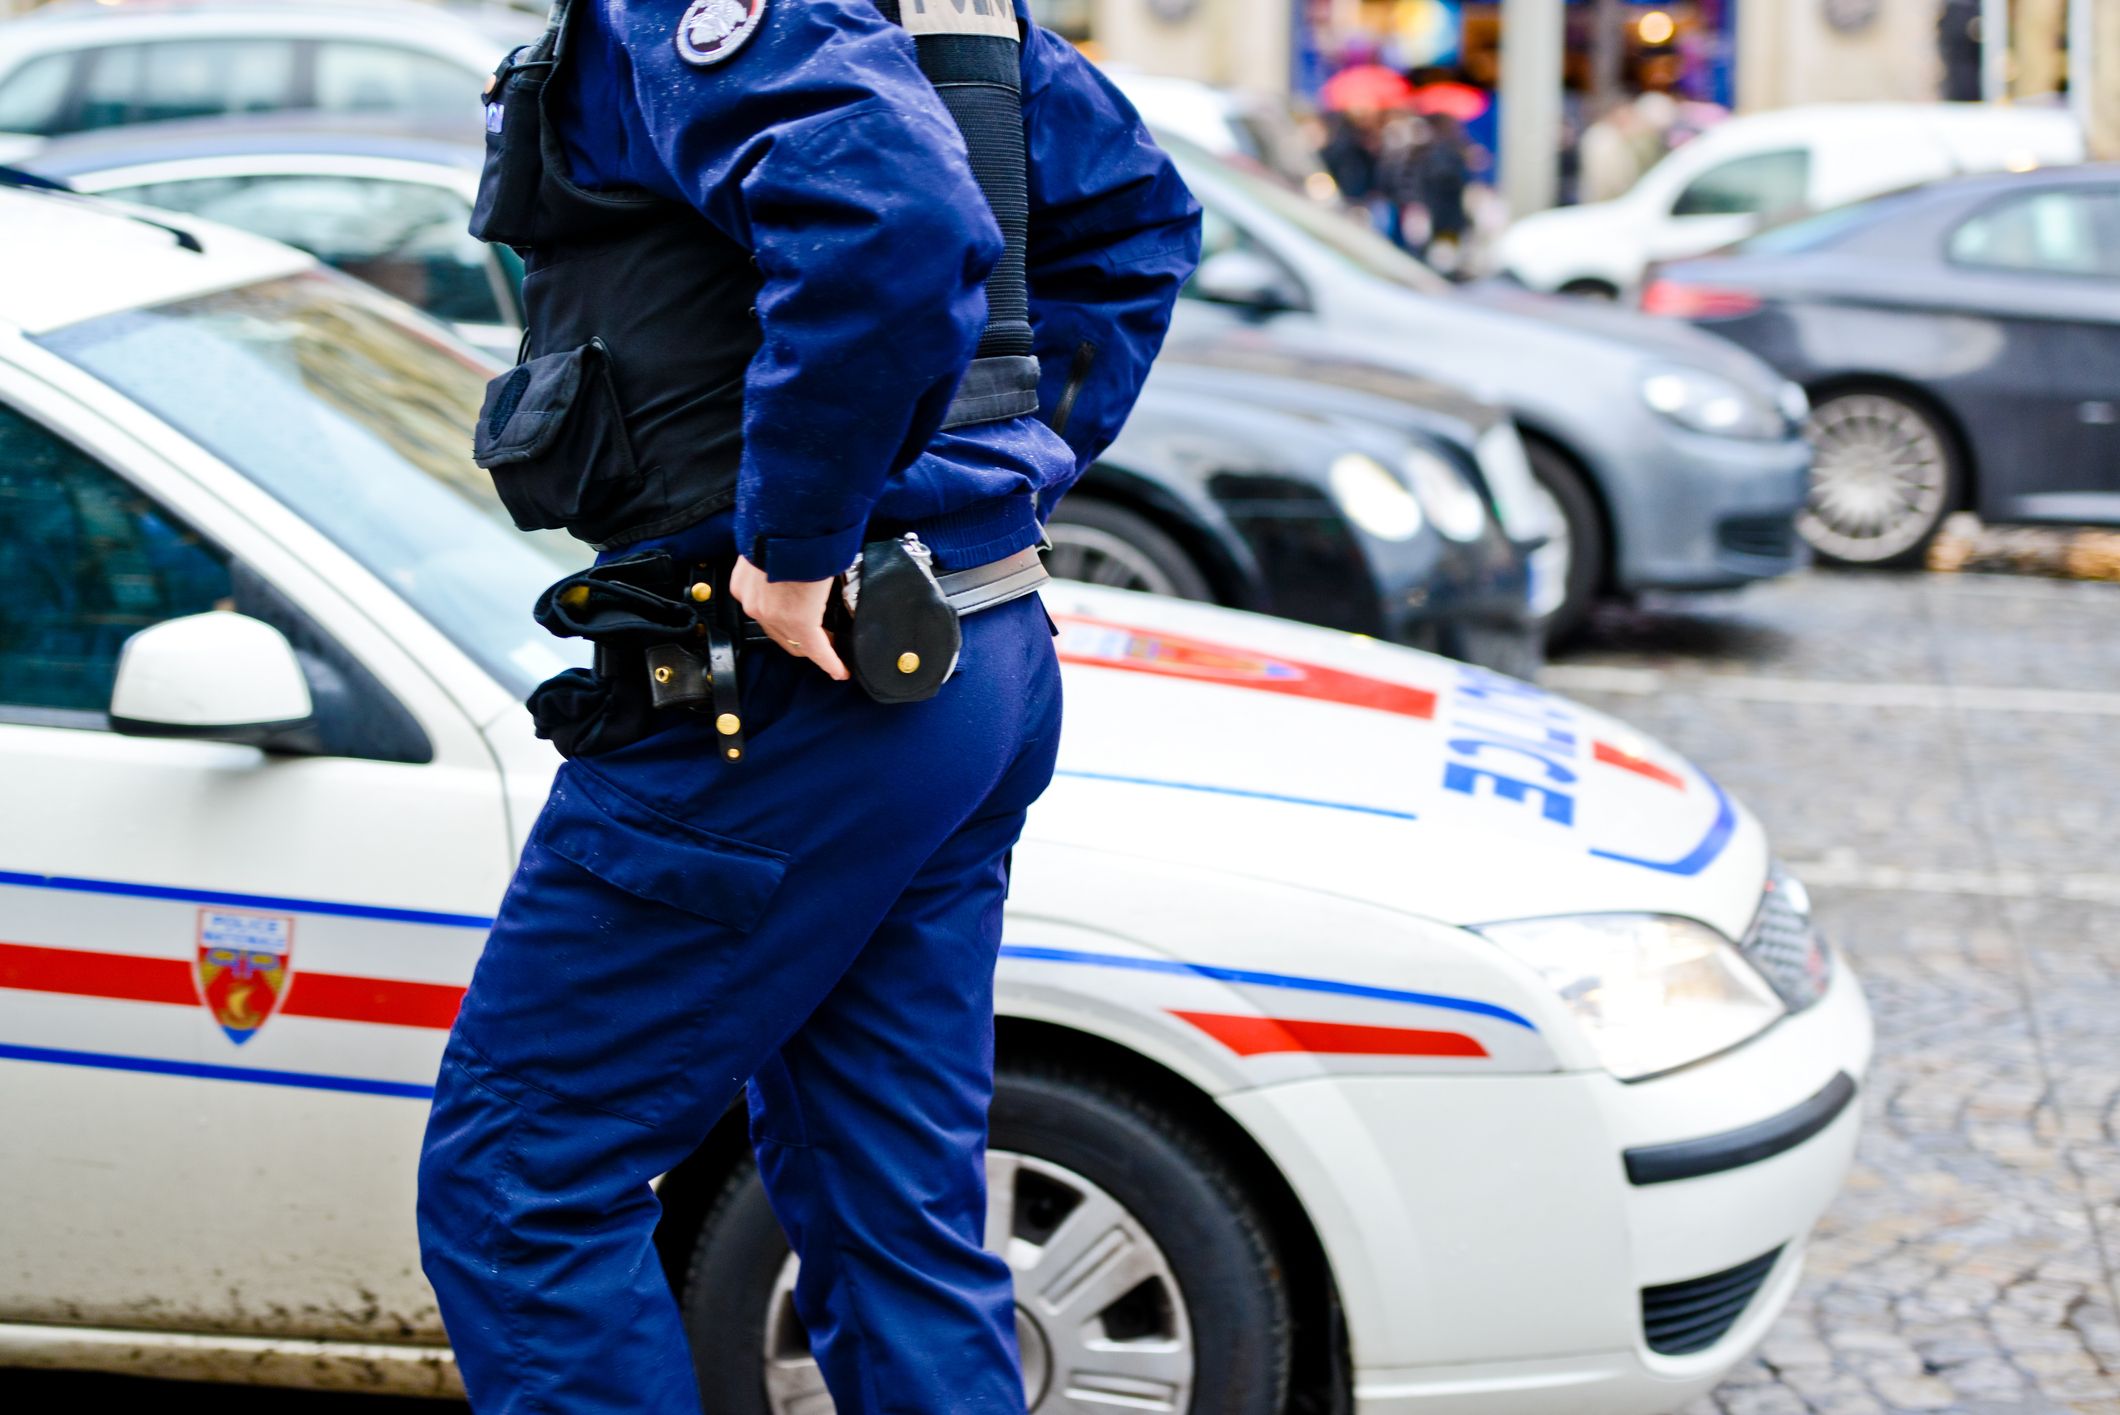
[1473,423,1555,543]
[1640,364,1785,441]
[1476,913,1785,1080]
[1329,452,1425,541]
[1778,380,1810,427]
[1403,447,1488,542]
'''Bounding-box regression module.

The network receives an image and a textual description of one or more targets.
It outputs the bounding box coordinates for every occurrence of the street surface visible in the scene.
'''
[1555,567,2120,1415]
[6,562,2118,1415]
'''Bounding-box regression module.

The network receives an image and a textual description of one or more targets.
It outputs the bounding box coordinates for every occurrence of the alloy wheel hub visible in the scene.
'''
[759,1149,1195,1414]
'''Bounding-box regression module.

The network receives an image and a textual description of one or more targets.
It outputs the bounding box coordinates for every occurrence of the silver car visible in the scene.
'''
[1164,136,1814,639]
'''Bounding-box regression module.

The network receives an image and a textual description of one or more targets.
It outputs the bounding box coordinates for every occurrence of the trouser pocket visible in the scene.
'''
[474,339,640,533]
[451,766,791,1126]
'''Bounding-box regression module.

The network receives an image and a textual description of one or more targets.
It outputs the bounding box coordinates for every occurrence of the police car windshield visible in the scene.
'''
[38,271,589,698]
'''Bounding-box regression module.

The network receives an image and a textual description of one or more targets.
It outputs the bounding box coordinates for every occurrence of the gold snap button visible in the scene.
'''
[716,713,741,736]
[652,666,673,685]
[690,582,713,602]
[897,651,920,674]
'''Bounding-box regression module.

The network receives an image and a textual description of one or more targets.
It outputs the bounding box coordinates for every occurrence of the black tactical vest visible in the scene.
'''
[468,0,1037,550]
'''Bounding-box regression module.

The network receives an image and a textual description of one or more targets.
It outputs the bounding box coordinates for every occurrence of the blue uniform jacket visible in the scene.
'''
[551,0,1201,580]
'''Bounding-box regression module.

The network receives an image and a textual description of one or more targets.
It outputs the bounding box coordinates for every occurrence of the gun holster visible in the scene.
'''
[526,553,749,761]
[842,535,960,705]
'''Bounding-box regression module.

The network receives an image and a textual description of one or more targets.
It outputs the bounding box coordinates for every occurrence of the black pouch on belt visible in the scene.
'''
[525,553,693,759]
[474,339,641,535]
[844,537,960,705]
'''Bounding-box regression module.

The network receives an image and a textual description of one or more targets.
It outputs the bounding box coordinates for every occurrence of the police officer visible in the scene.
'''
[415,0,1200,1409]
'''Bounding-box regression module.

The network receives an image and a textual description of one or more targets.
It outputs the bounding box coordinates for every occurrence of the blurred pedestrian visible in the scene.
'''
[1412,113,1472,269]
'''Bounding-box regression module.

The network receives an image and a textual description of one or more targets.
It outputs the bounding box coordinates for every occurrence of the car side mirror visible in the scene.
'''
[1192,248,1304,313]
[110,613,316,748]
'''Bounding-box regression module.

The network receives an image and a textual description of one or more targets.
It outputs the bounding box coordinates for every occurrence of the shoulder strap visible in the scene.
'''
[878,0,1035,368]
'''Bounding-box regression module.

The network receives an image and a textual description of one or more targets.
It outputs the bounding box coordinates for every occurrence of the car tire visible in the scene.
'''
[1557,277,1620,301]
[1798,388,1961,569]
[681,1065,1292,1415]
[1046,496,1215,600]
[1523,438,1605,645]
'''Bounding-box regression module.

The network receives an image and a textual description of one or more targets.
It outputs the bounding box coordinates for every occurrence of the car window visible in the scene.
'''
[1671,149,1810,219]
[0,51,76,136]
[1736,186,1930,255]
[0,403,232,718]
[110,173,506,325]
[39,271,586,700]
[1948,189,2120,277]
[74,39,294,134]
[314,42,476,121]
[1161,133,1451,297]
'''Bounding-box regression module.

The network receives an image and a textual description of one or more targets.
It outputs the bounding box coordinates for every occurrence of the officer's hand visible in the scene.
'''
[731,557,850,681]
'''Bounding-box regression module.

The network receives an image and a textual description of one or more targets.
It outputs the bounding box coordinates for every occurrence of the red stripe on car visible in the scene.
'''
[1594,740,1686,790]
[1170,1010,1487,1058]
[1054,616,1438,721]
[0,941,463,1030]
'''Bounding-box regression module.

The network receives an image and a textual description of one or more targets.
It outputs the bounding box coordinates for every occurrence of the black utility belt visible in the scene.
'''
[525,536,1048,763]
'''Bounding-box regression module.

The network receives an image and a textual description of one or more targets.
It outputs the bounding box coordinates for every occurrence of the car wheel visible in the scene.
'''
[681,1066,1291,1415]
[1045,497,1215,600]
[1557,277,1620,301]
[1522,439,1604,644]
[1798,389,1960,568]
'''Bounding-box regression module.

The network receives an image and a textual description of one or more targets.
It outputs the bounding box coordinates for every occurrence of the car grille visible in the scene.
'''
[1741,865,1830,1011]
[1717,515,1798,559]
[1642,1246,1784,1356]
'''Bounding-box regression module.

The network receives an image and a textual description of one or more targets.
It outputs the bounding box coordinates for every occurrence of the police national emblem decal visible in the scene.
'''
[194,908,294,1045]
[677,0,765,66]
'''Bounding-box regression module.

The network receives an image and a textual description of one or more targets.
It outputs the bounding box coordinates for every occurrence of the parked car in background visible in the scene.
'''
[0,0,531,160]
[1498,104,2084,300]
[1108,67,1334,198]
[28,119,1549,671]
[1642,165,2120,566]
[0,183,1870,1415]
[1164,131,1813,641]
[1082,357,1545,675]
[24,113,524,358]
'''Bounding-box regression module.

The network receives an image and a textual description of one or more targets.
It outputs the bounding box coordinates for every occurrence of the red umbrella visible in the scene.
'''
[1320,64,1415,113]
[1410,81,1491,122]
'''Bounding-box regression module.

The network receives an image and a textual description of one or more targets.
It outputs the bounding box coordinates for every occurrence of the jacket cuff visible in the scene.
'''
[750,523,866,583]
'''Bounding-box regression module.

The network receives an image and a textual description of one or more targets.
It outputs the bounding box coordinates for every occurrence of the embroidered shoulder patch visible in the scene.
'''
[677,0,765,66]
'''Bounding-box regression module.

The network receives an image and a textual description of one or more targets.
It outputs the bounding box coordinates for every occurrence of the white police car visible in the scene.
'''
[0,188,1871,1414]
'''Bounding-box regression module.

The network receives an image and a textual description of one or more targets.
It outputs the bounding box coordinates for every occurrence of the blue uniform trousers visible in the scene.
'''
[417,589,1062,1415]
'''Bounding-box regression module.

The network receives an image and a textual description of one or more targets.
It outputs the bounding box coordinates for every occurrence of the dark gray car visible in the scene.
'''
[1644,166,2120,566]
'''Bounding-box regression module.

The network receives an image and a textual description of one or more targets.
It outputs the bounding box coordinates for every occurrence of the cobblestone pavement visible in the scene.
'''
[1549,566,2120,1415]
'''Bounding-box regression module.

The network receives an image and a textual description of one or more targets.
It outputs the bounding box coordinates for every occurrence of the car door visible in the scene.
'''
[0,367,510,1344]
[84,163,521,361]
[1941,185,2120,519]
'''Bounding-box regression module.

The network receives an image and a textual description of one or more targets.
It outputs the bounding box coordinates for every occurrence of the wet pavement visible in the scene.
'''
[1548,567,2120,1415]
[7,564,2119,1415]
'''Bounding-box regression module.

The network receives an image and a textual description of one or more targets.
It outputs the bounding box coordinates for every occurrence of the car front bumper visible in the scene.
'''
[1602,426,1813,594]
[1222,951,1872,1415]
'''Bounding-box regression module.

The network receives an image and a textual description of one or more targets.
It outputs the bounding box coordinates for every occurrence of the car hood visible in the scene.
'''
[1032,583,1767,943]
[1455,281,1790,397]
[1158,312,1507,438]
